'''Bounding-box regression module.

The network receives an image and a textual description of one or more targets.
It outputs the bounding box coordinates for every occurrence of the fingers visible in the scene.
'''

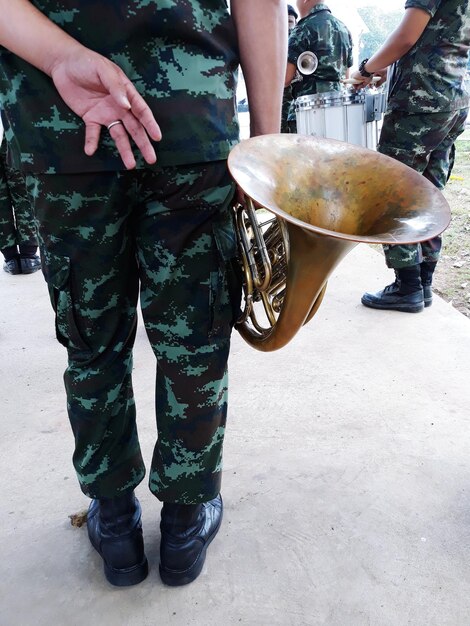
[85,115,157,169]
[106,123,136,169]
[98,62,132,111]
[108,119,159,169]
[126,87,162,142]
[121,113,157,165]
[85,120,135,168]
[101,64,161,142]
[84,123,101,156]
[90,60,161,168]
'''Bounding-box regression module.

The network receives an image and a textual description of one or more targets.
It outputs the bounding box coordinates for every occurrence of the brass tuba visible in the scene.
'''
[227,134,451,352]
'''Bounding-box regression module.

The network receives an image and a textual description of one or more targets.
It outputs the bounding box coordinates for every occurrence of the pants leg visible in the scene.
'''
[378,109,468,269]
[26,171,145,498]
[134,162,240,503]
[0,144,38,251]
[0,154,17,251]
[419,108,468,262]
[6,164,38,247]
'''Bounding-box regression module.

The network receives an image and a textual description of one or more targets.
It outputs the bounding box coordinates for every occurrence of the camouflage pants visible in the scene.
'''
[27,162,241,504]
[0,153,38,250]
[378,108,468,269]
[281,87,294,133]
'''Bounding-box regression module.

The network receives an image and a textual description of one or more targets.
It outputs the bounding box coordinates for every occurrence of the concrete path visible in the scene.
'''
[1,245,470,626]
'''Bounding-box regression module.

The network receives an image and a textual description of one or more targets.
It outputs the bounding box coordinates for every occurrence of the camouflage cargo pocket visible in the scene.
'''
[42,251,91,356]
[209,208,242,339]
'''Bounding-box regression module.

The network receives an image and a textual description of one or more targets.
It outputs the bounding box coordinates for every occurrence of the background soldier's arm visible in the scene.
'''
[231,0,287,136]
[351,7,431,85]
[285,63,297,87]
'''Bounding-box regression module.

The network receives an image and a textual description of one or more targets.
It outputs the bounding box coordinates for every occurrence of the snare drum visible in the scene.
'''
[295,90,386,151]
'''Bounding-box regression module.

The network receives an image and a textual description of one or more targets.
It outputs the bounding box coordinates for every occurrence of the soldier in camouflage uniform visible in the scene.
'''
[0,0,286,587]
[0,137,40,274]
[281,5,298,133]
[351,0,470,313]
[284,0,353,132]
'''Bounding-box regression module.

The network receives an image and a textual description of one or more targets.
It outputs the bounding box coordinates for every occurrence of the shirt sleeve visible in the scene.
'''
[347,32,353,68]
[288,24,318,65]
[404,0,441,18]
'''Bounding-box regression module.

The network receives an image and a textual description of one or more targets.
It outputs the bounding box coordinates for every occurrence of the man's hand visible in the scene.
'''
[348,68,387,89]
[370,68,388,87]
[51,50,162,169]
[349,70,374,89]
[0,0,162,169]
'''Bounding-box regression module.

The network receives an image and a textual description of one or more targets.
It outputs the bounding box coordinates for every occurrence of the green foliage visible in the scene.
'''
[358,6,403,59]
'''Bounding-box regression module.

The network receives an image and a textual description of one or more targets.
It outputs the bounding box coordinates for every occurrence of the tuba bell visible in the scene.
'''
[227,134,451,352]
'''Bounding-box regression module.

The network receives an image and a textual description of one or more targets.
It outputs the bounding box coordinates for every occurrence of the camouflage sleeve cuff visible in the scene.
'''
[288,26,314,65]
[404,0,441,18]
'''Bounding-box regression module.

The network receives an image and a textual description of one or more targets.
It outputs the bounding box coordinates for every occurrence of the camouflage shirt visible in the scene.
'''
[387,0,470,113]
[287,3,353,109]
[0,1,240,173]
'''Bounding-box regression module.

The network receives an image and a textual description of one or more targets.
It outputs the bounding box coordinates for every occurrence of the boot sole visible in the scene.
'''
[361,297,424,313]
[104,557,149,587]
[88,529,149,587]
[159,506,223,586]
[21,265,41,275]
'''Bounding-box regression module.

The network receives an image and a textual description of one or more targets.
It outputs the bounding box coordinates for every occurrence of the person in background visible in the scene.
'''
[281,4,299,133]
[0,136,40,274]
[0,0,286,587]
[351,0,470,313]
[284,0,353,133]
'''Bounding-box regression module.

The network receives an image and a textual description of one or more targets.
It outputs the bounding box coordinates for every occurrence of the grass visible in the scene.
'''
[436,136,470,317]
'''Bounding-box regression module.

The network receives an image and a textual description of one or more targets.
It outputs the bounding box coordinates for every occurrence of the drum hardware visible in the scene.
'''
[365,92,387,123]
[295,89,387,150]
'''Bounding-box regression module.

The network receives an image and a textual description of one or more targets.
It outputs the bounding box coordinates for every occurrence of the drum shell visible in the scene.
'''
[295,91,386,151]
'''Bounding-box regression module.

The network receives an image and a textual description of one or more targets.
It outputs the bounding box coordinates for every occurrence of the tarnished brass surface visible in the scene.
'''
[228,134,451,352]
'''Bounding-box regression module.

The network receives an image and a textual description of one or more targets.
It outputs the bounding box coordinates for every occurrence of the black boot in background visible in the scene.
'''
[18,244,41,274]
[2,245,21,275]
[420,261,437,308]
[361,265,424,313]
[87,491,148,586]
[159,494,223,586]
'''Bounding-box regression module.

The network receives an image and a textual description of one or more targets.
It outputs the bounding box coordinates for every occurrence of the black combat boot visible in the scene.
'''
[2,245,21,275]
[361,265,424,313]
[159,494,223,586]
[420,261,437,308]
[3,257,22,274]
[18,244,41,274]
[87,491,148,586]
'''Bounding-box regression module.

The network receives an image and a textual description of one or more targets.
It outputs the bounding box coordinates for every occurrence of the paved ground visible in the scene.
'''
[1,245,470,626]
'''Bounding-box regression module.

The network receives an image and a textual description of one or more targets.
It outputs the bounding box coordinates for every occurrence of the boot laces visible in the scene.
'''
[382,281,400,294]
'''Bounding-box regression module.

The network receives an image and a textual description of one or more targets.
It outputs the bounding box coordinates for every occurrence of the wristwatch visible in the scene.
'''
[358,58,373,78]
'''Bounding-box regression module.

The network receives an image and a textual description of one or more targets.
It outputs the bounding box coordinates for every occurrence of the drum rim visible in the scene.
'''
[295,90,368,111]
